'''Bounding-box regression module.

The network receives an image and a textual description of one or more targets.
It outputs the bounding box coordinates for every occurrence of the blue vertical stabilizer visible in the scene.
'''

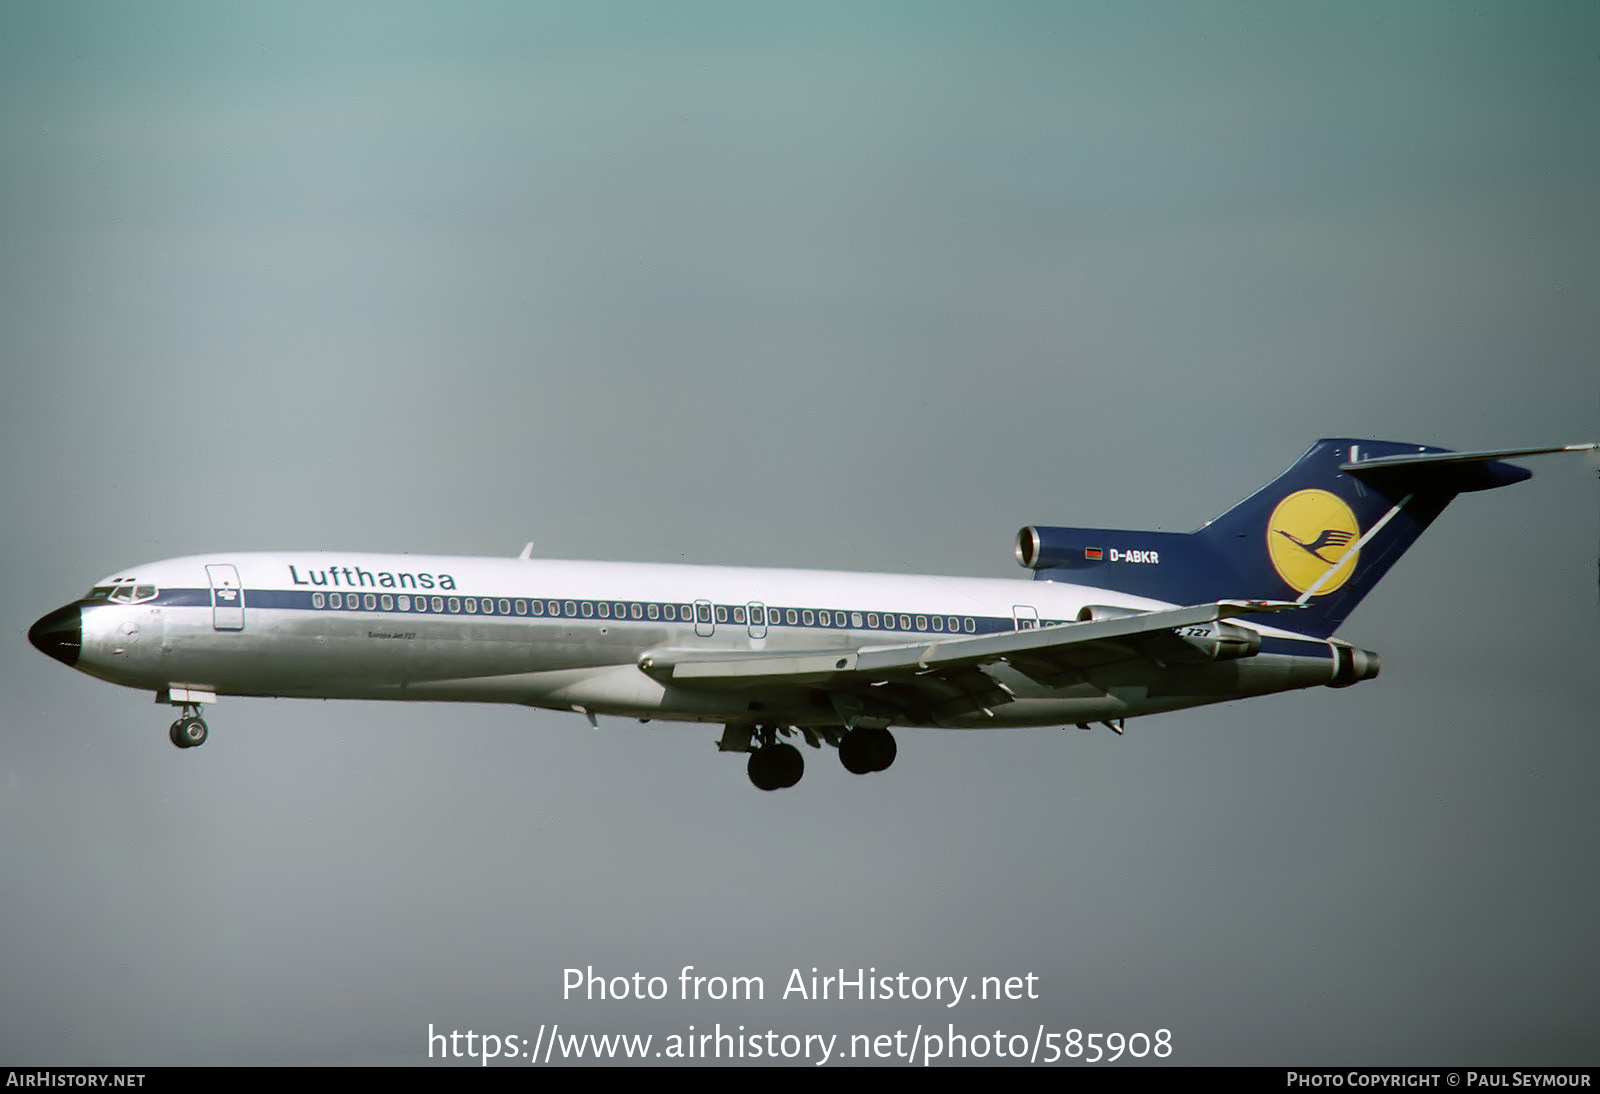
[1018,439,1534,638]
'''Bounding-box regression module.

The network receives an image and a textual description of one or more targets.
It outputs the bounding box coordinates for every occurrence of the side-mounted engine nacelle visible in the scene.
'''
[1173,621,1261,662]
[1327,643,1381,687]
[1016,526,1087,570]
[1075,605,1260,662]
[1015,525,1187,571]
[1075,604,1144,622]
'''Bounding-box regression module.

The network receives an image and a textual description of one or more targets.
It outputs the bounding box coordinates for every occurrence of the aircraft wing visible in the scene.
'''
[640,600,1300,723]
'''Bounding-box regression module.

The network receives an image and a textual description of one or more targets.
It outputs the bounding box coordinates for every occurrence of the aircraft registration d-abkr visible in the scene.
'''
[28,439,1598,790]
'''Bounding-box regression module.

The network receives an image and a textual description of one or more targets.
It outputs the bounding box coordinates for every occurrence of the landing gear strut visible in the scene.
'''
[168,704,208,749]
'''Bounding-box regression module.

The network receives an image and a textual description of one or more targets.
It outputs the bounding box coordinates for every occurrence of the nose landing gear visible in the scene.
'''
[168,704,209,749]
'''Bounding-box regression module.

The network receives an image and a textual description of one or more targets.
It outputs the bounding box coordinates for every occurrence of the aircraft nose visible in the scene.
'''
[28,604,82,667]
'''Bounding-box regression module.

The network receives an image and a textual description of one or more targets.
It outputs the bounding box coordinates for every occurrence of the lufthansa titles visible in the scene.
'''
[289,564,457,590]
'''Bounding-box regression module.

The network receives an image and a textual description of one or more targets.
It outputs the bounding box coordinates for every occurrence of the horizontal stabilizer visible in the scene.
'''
[1024,437,1599,639]
[1341,442,1599,493]
[1341,441,1599,470]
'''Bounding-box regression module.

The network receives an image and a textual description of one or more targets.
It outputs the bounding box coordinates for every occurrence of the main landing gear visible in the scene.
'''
[838,726,896,775]
[722,723,898,790]
[168,704,209,749]
[747,741,803,791]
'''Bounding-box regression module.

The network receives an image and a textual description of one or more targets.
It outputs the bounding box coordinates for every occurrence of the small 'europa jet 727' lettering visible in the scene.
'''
[27,439,1598,790]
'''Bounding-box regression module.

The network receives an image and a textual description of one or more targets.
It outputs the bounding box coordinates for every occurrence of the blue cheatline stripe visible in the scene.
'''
[111,589,1334,657]
[141,588,1027,637]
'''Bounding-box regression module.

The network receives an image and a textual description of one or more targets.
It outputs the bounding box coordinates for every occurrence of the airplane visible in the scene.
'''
[27,438,1599,790]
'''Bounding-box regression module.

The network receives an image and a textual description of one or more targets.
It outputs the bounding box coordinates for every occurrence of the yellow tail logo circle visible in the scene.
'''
[1267,490,1360,595]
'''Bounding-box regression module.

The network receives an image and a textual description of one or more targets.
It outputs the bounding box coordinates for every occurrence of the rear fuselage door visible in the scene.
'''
[746,601,767,640]
[1012,604,1039,631]
[207,564,245,631]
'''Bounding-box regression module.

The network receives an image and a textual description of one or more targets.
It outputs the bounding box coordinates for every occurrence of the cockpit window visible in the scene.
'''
[96,581,160,605]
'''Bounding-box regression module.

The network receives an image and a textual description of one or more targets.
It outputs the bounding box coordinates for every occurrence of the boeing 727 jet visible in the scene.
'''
[27,439,1597,789]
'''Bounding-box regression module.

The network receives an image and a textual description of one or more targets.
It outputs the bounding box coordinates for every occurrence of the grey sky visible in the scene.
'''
[3,1,1597,1066]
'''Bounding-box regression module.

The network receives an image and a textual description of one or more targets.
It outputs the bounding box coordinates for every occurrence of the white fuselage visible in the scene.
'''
[64,551,1345,731]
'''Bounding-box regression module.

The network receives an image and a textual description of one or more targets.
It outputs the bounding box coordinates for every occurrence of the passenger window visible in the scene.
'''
[380,594,394,611]
[696,603,711,623]
[899,614,911,630]
[802,610,813,625]
[465,598,478,613]
[581,602,594,617]
[598,602,610,618]
[664,604,676,620]
[448,597,461,613]
[682,604,694,621]
[398,595,410,611]
[363,594,376,610]
[818,610,830,626]
[767,608,780,625]
[515,600,527,615]
[851,612,863,627]
[733,606,746,624]
[500,599,511,614]
[915,615,926,630]
[530,600,543,615]
[932,616,943,631]
[433,596,445,612]
[631,603,643,619]
[313,592,326,609]
[715,605,728,623]
[563,600,576,617]
[964,617,976,633]
[648,603,660,620]
[785,609,797,625]
[330,593,342,608]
